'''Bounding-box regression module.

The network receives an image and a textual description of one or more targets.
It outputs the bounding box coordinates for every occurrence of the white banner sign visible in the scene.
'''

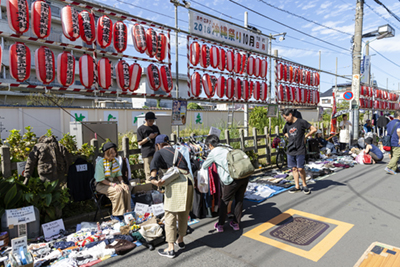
[42,219,65,239]
[6,206,36,226]
[360,55,371,84]
[189,11,268,54]
[17,161,26,176]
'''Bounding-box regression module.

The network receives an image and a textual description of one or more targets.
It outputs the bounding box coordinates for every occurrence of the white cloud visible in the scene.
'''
[368,35,400,53]
[323,3,352,19]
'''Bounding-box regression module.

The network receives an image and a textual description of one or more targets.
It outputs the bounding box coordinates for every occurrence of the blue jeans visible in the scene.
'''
[287,154,306,169]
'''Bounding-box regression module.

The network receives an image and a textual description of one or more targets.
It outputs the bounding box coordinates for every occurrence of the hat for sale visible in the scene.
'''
[145,112,157,120]
[155,134,169,144]
[102,142,117,153]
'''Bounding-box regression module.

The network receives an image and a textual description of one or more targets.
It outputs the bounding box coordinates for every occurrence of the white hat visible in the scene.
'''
[316,129,322,134]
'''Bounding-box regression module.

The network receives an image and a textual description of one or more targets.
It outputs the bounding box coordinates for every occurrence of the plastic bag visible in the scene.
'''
[197,168,209,193]
[355,151,365,165]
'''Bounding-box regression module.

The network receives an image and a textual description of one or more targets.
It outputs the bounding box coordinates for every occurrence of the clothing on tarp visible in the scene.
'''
[105,239,136,255]
[67,158,94,202]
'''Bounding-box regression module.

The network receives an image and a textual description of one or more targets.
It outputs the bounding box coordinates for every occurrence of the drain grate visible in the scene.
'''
[270,217,329,246]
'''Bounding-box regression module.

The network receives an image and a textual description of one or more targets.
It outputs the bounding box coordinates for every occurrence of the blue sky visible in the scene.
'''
[111,0,400,93]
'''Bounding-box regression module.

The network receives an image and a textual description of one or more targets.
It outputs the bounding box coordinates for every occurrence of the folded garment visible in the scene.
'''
[105,239,136,255]
[53,241,76,250]
[273,174,288,179]
[105,234,134,244]
[52,258,78,267]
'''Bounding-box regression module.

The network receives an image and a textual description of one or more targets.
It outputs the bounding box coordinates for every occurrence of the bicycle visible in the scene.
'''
[275,136,287,170]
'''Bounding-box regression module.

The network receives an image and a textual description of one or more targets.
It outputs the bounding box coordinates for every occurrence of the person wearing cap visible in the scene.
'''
[364,137,383,164]
[149,134,194,259]
[315,130,327,148]
[137,112,160,183]
[95,142,131,221]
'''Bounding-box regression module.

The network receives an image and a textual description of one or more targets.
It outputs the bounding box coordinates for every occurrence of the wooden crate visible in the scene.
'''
[354,242,400,267]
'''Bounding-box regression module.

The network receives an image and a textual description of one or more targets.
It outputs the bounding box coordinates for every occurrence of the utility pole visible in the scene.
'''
[244,11,249,137]
[268,35,272,104]
[351,0,364,142]
[174,2,180,138]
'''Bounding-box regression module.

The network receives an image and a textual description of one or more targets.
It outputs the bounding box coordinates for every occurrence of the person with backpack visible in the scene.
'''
[384,110,400,175]
[203,135,253,232]
[364,137,383,164]
[282,108,317,195]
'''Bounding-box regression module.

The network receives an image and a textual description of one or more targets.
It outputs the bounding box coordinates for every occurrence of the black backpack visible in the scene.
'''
[307,138,320,153]
[382,121,399,148]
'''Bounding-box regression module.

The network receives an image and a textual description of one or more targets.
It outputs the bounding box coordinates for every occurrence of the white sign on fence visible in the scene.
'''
[16,161,26,176]
[6,206,36,227]
[42,219,65,239]
[188,10,268,54]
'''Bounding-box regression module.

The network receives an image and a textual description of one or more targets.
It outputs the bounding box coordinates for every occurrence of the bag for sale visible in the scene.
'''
[272,137,281,148]
[363,154,372,164]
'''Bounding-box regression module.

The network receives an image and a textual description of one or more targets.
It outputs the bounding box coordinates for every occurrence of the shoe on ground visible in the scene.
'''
[158,249,175,259]
[174,241,185,250]
[302,186,311,195]
[385,167,397,175]
[288,186,302,193]
[229,221,240,231]
[214,222,224,232]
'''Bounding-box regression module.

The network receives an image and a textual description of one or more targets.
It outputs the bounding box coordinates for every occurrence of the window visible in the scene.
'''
[322,99,331,104]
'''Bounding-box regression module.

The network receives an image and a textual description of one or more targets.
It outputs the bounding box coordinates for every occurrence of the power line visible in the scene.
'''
[373,0,400,23]
[228,0,350,52]
[372,64,400,81]
[190,0,350,56]
[273,44,347,54]
[257,0,352,36]
[364,1,400,31]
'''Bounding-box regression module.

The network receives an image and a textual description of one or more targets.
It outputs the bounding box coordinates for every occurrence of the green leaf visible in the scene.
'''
[4,185,17,208]
[6,191,22,209]
[45,207,56,221]
[44,194,52,207]
[24,193,34,203]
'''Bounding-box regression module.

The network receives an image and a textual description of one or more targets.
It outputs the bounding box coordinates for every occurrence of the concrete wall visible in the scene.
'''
[0,107,244,140]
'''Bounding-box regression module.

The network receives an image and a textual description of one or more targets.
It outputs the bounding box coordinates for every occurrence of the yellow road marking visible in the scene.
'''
[244,209,354,262]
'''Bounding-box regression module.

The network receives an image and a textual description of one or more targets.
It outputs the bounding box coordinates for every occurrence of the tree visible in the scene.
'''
[26,92,73,107]
[187,102,203,110]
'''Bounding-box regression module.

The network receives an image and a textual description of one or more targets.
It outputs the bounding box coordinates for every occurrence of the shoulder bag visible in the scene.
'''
[160,148,180,186]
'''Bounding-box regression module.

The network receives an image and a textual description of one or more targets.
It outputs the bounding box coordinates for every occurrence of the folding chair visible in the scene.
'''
[90,178,107,221]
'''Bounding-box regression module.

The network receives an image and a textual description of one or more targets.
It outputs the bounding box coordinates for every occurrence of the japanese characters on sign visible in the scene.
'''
[188,11,268,54]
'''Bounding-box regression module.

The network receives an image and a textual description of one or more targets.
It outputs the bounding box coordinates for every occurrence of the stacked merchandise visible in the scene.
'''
[188,40,268,102]
[275,61,320,106]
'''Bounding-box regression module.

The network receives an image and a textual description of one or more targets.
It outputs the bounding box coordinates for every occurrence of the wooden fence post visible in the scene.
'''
[122,136,129,158]
[275,126,279,135]
[225,129,230,146]
[0,145,12,178]
[265,126,271,165]
[239,129,245,151]
[252,127,258,152]
[170,133,177,145]
[90,139,99,165]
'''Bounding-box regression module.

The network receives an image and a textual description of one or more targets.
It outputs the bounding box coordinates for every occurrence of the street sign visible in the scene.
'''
[343,91,354,101]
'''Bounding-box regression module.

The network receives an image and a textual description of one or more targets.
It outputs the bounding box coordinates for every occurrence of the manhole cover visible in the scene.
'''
[270,217,329,246]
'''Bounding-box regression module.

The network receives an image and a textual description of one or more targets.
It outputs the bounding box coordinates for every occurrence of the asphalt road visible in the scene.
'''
[97,157,400,267]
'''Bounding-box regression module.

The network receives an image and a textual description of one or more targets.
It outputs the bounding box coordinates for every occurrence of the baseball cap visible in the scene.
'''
[155,134,169,144]
[145,112,157,120]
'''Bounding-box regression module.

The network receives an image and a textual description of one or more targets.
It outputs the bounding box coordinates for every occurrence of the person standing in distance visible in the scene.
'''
[339,114,352,152]
[282,108,317,195]
[137,112,160,182]
[385,110,400,175]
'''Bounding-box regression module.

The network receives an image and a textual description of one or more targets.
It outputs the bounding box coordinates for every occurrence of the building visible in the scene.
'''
[319,83,351,109]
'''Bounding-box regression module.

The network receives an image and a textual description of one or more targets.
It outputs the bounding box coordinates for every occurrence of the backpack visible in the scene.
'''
[363,154,372,164]
[226,149,255,179]
[382,121,399,151]
[272,137,281,148]
[307,138,319,153]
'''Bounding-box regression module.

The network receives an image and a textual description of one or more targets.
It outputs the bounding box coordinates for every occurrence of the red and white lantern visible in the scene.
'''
[79,54,94,89]
[115,60,130,91]
[200,44,210,68]
[260,59,267,78]
[190,72,201,97]
[246,56,255,76]
[113,21,128,53]
[145,28,157,58]
[78,10,95,45]
[156,33,168,62]
[216,76,225,98]
[254,58,261,77]
[202,74,214,98]
[286,66,293,83]
[97,57,112,89]
[240,54,247,74]
[313,72,320,86]
[7,0,29,34]
[234,78,242,99]
[34,46,55,84]
[129,63,142,92]
[226,50,235,72]
[160,66,173,93]
[57,51,75,87]
[293,68,301,84]
[226,77,234,99]
[97,15,112,49]
[277,63,285,81]
[210,46,219,69]
[132,24,147,54]
[234,53,241,74]
[260,82,268,101]
[9,42,31,82]
[253,81,261,101]
[190,42,200,66]
[31,0,51,38]
[218,48,226,71]
[242,80,251,101]
[146,64,161,91]
[61,5,79,41]
[277,85,286,102]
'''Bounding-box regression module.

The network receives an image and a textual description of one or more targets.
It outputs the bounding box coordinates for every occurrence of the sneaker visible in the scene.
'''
[158,249,175,259]
[302,187,311,195]
[385,167,397,175]
[229,221,240,231]
[288,186,302,193]
[214,222,224,232]
[174,241,185,250]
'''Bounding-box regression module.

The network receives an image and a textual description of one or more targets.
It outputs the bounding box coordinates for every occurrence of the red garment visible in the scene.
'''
[208,163,221,206]
[208,163,216,194]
